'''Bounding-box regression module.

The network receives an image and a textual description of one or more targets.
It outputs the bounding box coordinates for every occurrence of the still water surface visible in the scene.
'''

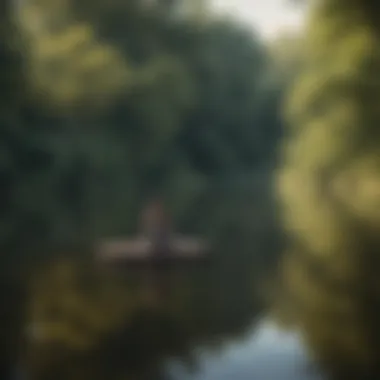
[167,319,323,380]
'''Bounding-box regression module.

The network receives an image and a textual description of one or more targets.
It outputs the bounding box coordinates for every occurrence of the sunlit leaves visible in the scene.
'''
[276,0,380,377]
[17,0,131,113]
[27,24,131,111]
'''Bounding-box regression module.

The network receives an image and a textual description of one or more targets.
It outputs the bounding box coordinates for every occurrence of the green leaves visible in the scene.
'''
[277,0,380,377]
[25,23,131,113]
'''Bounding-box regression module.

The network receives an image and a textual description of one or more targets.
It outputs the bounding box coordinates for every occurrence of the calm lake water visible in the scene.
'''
[22,259,327,380]
[16,317,325,380]
[167,319,324,380]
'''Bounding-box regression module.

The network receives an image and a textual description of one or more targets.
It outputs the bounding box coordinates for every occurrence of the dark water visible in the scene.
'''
[20,180,286,380]
[20,256,328,380]
[22,257,262,380]
[18,319,323,380]
[167,319,323,380]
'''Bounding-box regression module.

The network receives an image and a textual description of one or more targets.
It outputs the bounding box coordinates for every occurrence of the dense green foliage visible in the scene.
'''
[0,0,286,378]
[14,0,283,245]
[277,0,380,378]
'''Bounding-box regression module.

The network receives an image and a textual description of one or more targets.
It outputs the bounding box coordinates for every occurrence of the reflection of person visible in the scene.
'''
[140,198,171,258]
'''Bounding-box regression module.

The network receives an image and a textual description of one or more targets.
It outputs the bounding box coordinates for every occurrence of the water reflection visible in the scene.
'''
[18,180,279,380]
[167,319,323,380]
[23,251,261,380]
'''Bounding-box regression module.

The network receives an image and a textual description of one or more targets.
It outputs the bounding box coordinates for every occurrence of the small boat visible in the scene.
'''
[95,199,210,266]
[96,235,209,263]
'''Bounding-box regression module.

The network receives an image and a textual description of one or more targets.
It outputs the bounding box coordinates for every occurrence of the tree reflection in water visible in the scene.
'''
[18,175,278,380]
[23,247,265,380]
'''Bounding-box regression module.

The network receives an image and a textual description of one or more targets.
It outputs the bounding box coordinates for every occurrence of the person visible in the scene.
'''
[139,198,172,259]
